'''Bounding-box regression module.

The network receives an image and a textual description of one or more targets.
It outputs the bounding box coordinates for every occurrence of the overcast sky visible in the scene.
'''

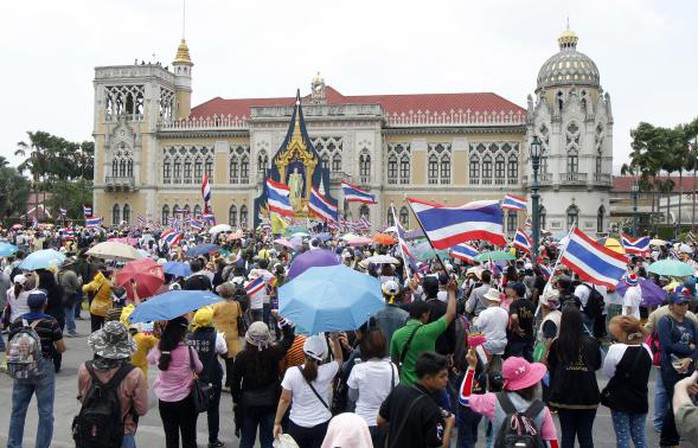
[1,0,695,173]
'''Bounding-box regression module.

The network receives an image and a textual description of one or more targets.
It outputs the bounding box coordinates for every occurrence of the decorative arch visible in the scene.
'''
[399,206,410,227]
[161,204,170,224]
[566,204,579,229]
[193,204,202,217]
[597,205,606,233]
[229,204,237,226]
[112,203,121,225]
[122,204,130,223]
[239,205,248,227]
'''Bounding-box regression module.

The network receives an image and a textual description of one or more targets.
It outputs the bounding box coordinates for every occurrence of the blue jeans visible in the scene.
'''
[558,408,596,448]
[611,410,648,448]
[652,369,667,432]
[456,405,482,448]
[239,411,275,448]
[122,434,136,448]
[65,304,77,334]
[7,358,56,448]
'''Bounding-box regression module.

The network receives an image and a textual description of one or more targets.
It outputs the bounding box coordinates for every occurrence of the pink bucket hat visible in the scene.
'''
[502,357,547,391]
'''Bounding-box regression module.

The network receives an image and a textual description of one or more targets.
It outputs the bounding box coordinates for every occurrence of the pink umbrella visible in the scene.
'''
[115,258,165,300]
[108,237,138,246]
[274,237,296,250]
[226,229,244,241]
[347,237,373,246]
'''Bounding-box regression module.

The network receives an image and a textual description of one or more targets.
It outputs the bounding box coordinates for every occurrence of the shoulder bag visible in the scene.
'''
[188,346,212,413]
[600,345,645,408]
[398,324,423,369]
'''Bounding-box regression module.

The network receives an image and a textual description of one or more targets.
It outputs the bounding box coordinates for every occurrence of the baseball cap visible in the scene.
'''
[303,335,328,362]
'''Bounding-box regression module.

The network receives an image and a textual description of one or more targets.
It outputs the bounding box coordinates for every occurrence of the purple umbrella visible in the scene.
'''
[615,277,667,307]
[287,249,341,281]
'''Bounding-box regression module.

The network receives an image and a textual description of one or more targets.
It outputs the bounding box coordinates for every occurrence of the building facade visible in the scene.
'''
[92,29,613,235]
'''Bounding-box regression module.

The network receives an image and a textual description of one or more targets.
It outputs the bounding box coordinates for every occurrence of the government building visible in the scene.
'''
[92,28,614,235]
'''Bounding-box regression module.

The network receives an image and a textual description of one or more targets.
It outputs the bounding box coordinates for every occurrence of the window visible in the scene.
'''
[495,154,505,185]
[240,157,249,184]
[321,154,330,171]
[258,152,269,175]
[193,205,202,217]
[205,157,213,180]
[173,158,182,184]
[440,155,451,184]
[122,204,130,224]
[482,155,492,182]
[239,205,248,227]
[194,159,203,183]
[230,157,239,184]
[183,204,191,216]
[566,205,579,229]
[172,204,180,219]
[332,154,342,173]
[359,204,370,222]
[469,155,480,184]
[399,155,410,184]
[359,151,371,184]
[387,155,398,184]
[507,211,517,233]
[596,154,602,174]
[161,205,170,225]
[163,159,171,183]
[540,206,547,230]
[428,154,439,185]
[229,205,237,226]
[507,155,518,182]
[399,206,410,227]
[387,210,395,226]
[183,159,192,184]
[597,206,605,233]
[112,159,119,177]
[112,204,121,225]
[567,151,578,173]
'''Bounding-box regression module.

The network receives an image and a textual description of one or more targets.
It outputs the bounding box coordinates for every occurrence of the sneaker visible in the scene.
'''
[208,441,225,448]
[67,333,81,338]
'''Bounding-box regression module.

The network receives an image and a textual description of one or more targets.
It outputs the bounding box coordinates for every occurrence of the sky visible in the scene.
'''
[1,0,696,173]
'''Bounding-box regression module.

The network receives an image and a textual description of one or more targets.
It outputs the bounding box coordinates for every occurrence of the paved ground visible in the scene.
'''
[0,319,684,447]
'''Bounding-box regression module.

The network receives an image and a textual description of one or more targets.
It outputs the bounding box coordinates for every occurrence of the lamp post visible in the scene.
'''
[530,135,542,262]
[631,180,639,237]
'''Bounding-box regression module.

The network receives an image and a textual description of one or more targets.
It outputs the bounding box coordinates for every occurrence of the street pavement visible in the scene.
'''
[0,319,684,447]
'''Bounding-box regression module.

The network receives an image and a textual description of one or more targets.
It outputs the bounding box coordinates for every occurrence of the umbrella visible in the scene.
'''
[226,229,244,241]
[279,264,384,333]
[316,232,332,242]
[650,238,667,247]
[648,259,695,277]
[604,238,625,254]
[615,277,667,308]
[107,237,138,245]
[273,237,296,250]
[86,242,143,261]
[186,243,221,258]
[409,240,450,262]
[209,224,232,234]
[365,255,400,265]
[11,224,24,230]
[383,226,397,234]
[475,250,516,262]
[163,261,192,278]
[372,233,396,245]
[341,233,360,241]
[115,258,165,300]
[0,242,19,257]
[346,237,373,246]
[287,249,341,280]
[291,231,310,238]
[19,249,66,270]
[128,290,223,323]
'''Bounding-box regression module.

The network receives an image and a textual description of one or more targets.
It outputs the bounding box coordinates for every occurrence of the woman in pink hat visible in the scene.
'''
[458,349,559,447]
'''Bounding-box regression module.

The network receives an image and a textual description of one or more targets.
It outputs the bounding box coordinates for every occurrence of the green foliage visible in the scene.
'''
[45,178,92,220]
[0,165,30,221]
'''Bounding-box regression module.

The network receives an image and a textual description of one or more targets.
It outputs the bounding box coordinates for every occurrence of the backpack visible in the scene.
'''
[582,284,605,320]
[72,361,134,448]
[6,319,44,380]
[494,393,546,448]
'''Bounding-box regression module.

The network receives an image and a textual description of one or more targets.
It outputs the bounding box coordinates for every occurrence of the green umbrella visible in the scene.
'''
[409,241,449,262]
[647,259,695,277]
[475,250,516,262]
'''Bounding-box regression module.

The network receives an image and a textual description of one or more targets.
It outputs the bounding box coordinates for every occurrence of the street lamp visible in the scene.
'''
[530,135,542,262]
[631,180,639,237]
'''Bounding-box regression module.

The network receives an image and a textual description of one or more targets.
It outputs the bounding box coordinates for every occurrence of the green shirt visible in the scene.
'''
[390,317,448,386]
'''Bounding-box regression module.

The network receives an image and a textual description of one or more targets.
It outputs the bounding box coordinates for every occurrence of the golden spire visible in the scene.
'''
[557,27,578,50]
[174,39,192,64]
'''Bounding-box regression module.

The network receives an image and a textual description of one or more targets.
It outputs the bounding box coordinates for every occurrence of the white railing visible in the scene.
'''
[159,114,248,130]
[386,109,526,127]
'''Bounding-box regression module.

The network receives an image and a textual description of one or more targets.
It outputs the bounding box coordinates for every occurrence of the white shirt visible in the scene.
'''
[281,361,340,427]
[623,285,642,319]
[574,284,591,308]
[7,289,31,322]
[474,306,509,355]
[346,359,399,426]
[601,343,652,378]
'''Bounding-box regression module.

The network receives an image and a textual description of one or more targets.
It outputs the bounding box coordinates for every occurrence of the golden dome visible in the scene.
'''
[557,28,579,50]
[312,71,324,84]
[173,39,192,64]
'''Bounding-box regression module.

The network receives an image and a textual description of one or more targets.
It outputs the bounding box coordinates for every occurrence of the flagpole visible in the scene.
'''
[542,221,576,295]
[406,200,450,275]
[391,203,412,280]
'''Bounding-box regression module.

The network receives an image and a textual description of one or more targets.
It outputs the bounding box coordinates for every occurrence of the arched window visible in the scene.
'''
[427,154,439,185]
[507,154,518,183]
[172,204,180,219]
[332,153,342,174]
[239,205,248,227]
[193,205,202,217]
[387,155,398,184]
[440,154,451,184]
[494,154,505,185]
[507,211,517,233]
[112,204,121,225]
[240,157,249,184]
[230,157,239,184]
[359,151,371,184]
[183,204,191,218]
[161,205,170,225]
[122,204,130,224]
[566,205,579,229]
[119,159,126,177]
[469,155,480,184]
[183,158,192,184]
[173,158,182,184]
[194,159,203,183]
[399,206,410,227]
[567,150,578,174]
[229,205,237,226]
[359,204,370,223]
[597,206,605,233]
[399,155,410,184]
[386,210,395,227]
[320,153,330,171]
[163,158,171,184]
[258,151,269,175]
[112,159,119,177]
[127,159,133,177]
[482,155,493,183]
[204,157,214,180]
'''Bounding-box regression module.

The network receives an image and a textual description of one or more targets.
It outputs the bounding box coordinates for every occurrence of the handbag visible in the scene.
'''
[600,345,644,408]
[188,346,212,414]
[240,382,279,408]
[236,301,248,337]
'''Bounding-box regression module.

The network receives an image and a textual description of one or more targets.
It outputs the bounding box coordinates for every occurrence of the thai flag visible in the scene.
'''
[85,216,102,228]
[501,194,527,212]
[188,218,204,231]
[308,187,338,222]
[407,198,507,249]
[513,228,533,254]
[245,276,265,296]
[341,181,377,204]
[689,230,696,243]
[392,208,422,279]
[201,213,216,225]
[161,229,183,248]
[561,227,629,289]
[83,205,92,217]
[137,214,146,228]
[201,174,212,212]
[620,233,650,255]
[450,243,479,264]
[58,207,67,216]
[266,179,294,217]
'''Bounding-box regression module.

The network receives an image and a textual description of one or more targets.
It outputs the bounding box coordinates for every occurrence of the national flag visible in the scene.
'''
[501,194,527,212]
[450,243,479,264]
[359,215,372,230]
[341,181,377,204]
[201,213,216,225]
[59,207,67,216]
[407,198,507,249]
[188,218,204,231]
[513,228,533,253]
[160,229,183,248]
[83,205,92,217]
[85,216,102,228]
[308,187,338,222]
[560,227,629,289]
[201,173,212,213]
[392,207,421,279]
[245,276,265,296]
[620,233,650,255]
[266,179,294,217]
[137,214,146,228]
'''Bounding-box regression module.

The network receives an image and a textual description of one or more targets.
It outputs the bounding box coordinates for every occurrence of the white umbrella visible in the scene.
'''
[209,224,232,234]
[383,226,397,234]
[86,242,144,261]
[364,255,400,264]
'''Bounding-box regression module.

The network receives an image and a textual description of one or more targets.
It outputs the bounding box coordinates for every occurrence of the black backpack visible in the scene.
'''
[72,361,134,448]
[494,393,545,448]
[582,284,605,320]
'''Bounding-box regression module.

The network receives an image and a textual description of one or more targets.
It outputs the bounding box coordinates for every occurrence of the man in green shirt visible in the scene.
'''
[391,278,456,385]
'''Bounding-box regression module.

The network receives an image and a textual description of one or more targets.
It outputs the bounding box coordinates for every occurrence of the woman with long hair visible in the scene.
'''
[7,274,36,323]
[274,333,343,448]
[147,316,202,448]
[547,305,602,448]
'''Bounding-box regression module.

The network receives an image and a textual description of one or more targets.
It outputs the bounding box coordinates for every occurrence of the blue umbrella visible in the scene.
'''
[279,264,385,333]
[186,243,221,258]
[19,249,66,270]
[163,261,192,278]
[128,290,223,323]
[0,242,19,257]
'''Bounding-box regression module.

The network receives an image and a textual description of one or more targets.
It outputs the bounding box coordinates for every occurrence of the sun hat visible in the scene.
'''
[245,321,273,351]
[484,288,502,302]
[382,280,400,296]
[625,273,639,287]
[87,321,137,360]
[303,335,328,362]
[502,356,547,391]
[539,289,560,310]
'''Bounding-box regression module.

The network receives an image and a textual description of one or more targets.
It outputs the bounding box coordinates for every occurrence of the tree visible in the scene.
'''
[0,166,30,222]
[45,178,92,220]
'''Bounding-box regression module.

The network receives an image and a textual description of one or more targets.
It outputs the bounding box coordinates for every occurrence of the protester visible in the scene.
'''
[320,412,373,448]
[473,287,509,357]
[672,371,698,445]
[57,258,81,337]
[373,280,409,346]
[211,282,243,387]
[465,270,492,316]
[82,266,113,332]
[7,273,35,322]
[505,281,536,361]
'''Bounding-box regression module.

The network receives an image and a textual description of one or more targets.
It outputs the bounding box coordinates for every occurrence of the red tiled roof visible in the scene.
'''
[190,86,525,119]
[614,175,698,192]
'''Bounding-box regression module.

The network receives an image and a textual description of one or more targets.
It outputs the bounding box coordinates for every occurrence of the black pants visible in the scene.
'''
[225,357,235,388]
[287,420,329,448]
[159,395,199,448]
[207,381,222,443]
[53,315,65,372]
[369,425,388,448]
[557,408,596,448]
[90,313,104,333]
[660,366,690,447]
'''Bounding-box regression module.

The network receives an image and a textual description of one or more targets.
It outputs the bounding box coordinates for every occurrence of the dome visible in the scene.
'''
[173,39,192,64]
[536,29,600,90]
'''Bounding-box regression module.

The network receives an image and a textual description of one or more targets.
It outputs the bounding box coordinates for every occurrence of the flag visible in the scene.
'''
[201,173,212,213]
[160,229,183,248]
[245,276,265,296]
[620,233,650,255]
[308,187,338,222]
[83,205,92,217]
[392,207,421,279]
[266,179,294,217]
[501,194,527,212]
[560,227,628,289]
[59,207,67,216]
[359,215,372,230]
[85,216,102,228]
[137,214,146,228]
[524,217,532,232]
[341,181,377,204]
[450,243,479,264]
[688,230,696,243]
[407,198,507,249]
[513,228,533,253]
[201,213,216,225]
[188,218,204,231]
[270,214,288,233]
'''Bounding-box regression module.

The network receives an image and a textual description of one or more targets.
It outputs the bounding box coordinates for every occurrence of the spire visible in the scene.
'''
[174,39,192,64]
[295,89,301,106]
[557,26,578,51]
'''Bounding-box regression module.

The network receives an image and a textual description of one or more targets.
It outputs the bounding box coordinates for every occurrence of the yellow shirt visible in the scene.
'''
[212,300,242,357]
[131,332,159,377]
